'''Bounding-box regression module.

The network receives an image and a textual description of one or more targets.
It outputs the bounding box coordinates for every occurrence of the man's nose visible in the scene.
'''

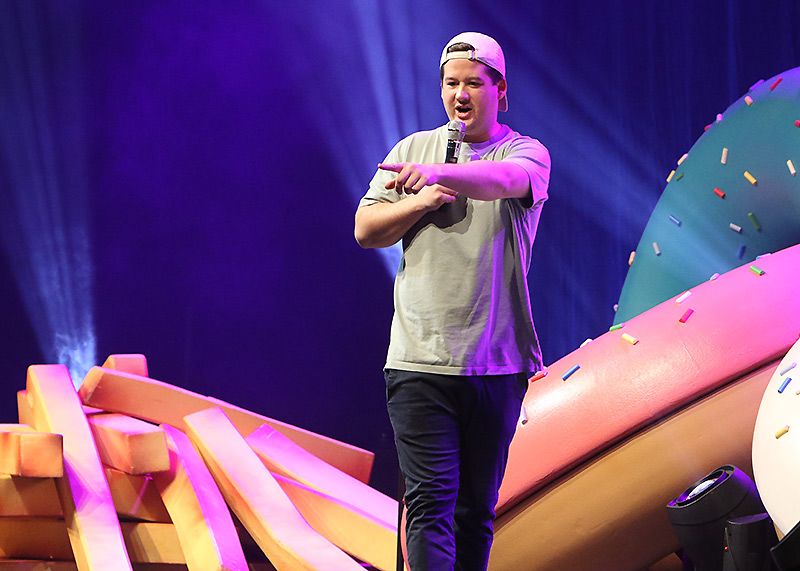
[456,86,469,100]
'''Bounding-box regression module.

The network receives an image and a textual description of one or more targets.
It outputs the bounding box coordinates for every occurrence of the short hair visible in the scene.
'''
[440,42,504,85]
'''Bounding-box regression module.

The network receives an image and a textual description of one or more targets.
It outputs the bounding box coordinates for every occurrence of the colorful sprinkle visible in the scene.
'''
[788,159,797,176]
[780,362,797,376]
[756,253,772,259]
[729,223,742,233]
[714,187,726,199]
[613,304,619,312]
[679,309,694,323]
[621,333,639,345]
[562,364,580,381]
[744,95,753,106]
[748,212,761,231]
[669,215,682,227]
[609,323,624,331]
[749,79,764,91]
[652,242,661,256]
[529,369,548,383]
[779,377,793,394]
[704,124,712,132]
[666,170,676,183]
[737,245,746,259]
[749,265,765,276]
[716,113,723,122]
[709,273,720,281]
[743,171,757,185]
[721,148,728,164]
[519,405,528,425]
[675,291,692,304]
[677,153,688,165]
[628,251,636,266]
[795,120,800,128]
[776,425,790,439]
[675,172,684,181]
[770,77,783,91]
[579,338,593,349]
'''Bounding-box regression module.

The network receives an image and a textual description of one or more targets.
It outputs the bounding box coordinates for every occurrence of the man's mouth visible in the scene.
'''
[455,105,472,114]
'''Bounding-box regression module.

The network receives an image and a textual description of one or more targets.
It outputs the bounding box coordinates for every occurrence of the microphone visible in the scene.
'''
[445,120,466,164]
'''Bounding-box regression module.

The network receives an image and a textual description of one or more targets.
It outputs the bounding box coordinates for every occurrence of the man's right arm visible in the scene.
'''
[354,184,457,249]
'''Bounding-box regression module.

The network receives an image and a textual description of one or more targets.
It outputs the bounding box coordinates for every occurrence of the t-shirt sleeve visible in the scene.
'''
[358,140,405,208]
[502,137,551,209]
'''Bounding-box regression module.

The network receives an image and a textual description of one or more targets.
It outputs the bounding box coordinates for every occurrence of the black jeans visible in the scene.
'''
[385,368,527,571]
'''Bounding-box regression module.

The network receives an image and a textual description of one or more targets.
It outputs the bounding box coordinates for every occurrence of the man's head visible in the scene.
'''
[439,32,508,143]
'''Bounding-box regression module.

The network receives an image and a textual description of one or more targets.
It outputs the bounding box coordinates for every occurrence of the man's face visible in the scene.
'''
[441,58,506,143]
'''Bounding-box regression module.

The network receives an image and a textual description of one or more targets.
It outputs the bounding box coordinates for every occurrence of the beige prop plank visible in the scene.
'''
[88,413,169,474]
[26,364,132,571]
[152,423,247,570]
[103,354,149,377]
[273,474,396,571]
[0,424,63,477]
[78,367,374,484]
[0,519,184,563]
[247,425,396,570]
[106,467,171,522]
[0,562,79,571]
[18,390,101,427]
[0,475,62,517]
[183,407,363,570]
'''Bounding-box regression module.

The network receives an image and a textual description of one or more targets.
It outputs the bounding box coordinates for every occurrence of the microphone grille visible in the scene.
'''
[447,120,466,141]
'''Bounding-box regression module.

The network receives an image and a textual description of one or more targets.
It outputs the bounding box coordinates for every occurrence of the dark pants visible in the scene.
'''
[385,368,527,571]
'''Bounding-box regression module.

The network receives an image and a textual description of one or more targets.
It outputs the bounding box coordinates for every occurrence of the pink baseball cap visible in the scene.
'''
[440,32,508,112]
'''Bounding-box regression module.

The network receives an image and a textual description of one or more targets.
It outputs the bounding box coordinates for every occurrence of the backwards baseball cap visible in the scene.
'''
[440,32,508,112]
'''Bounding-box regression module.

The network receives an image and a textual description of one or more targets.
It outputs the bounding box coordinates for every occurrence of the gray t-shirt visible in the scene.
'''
[360,123,550,376]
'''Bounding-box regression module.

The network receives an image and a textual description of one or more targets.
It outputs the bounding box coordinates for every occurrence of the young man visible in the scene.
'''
[355,32,551,570]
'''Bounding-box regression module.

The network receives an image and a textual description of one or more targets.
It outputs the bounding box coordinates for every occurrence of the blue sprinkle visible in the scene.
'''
[778,377,792,394]
[737,244,746,259]
[562,364,581,381]
[669,215,682,227]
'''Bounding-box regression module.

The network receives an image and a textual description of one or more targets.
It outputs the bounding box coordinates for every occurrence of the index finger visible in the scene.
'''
[378,163,405,173]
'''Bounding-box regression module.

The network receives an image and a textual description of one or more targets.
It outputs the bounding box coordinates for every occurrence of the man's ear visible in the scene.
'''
[497,78,508,103]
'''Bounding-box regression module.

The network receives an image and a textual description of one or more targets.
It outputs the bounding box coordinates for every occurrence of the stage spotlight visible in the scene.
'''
[667,465,766,571]
[771,519,800,571]
[722,513,777,571]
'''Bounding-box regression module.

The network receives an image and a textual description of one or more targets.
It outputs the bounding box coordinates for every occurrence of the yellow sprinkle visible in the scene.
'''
[789,159,797,176]
[721,148,728,165]
[776,425,790,439]
[628,251,636,266]
[621,333,639,345]
[744,95,753,106]
[677,153,688,165]
[744,171,757,185]
[666,170,675,183]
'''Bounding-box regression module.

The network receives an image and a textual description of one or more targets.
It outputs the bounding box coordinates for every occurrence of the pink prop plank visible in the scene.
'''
[183,407,363,570]
[26,365,132,570]
[78,367,374,484]
[152,423,247,570]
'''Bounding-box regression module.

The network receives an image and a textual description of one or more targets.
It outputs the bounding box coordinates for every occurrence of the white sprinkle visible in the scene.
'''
[580,338,593,348]
[628,251,636,266]
[675,291,692,304]
[780,362,797,376]
[756,253,772,259]
[716,113,723,122]
[677,153,689,165]
[652,242,661,256]
[729,223,742,233]
[721,148,728,164]
[789,159,797,176]
[519,404,528,425]
[709,273,720,281]
[613,304,619,312]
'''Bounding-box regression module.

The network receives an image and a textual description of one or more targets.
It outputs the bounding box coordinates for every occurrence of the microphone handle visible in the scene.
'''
[445,139,461,164]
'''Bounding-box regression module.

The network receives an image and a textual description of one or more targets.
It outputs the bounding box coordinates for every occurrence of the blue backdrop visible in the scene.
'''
[1,0,798,493]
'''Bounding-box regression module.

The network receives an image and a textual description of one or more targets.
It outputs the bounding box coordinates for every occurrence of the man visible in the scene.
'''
[355,32,550,570]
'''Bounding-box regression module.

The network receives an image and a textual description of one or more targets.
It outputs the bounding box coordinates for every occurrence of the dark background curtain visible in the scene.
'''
[1,0,798,494]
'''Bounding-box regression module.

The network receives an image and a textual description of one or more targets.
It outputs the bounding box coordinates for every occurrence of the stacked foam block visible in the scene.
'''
[0,355,397,570]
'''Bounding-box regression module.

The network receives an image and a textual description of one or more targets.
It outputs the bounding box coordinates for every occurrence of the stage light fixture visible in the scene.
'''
[667,465,766,571]
[771,519,800,571]
[722,513,778,571]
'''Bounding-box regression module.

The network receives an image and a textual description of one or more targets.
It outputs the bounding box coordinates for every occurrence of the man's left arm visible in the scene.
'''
[379,160,531,201]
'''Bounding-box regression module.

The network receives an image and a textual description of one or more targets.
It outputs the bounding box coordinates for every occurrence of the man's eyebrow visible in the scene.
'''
[443,75,485,81]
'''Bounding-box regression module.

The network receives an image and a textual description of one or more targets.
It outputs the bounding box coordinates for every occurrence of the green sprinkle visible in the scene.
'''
[749,265,765,276]
[609,323,624,331]
[748,212,761,231]
[675,172,684,181]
